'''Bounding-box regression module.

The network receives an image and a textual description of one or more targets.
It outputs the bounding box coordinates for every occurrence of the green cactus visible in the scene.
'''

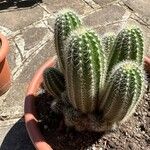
[55,10,82,72]
[43,67,65,98]
[107,27,144,73]
[65,28,106,113]
[102,34,115,59]
[44,14,146,133]
[99,61,146,124]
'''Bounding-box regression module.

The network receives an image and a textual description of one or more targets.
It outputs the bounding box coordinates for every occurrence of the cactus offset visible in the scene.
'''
[43,67,65,98]
[55,10,81,72]
[107,28,144,73]
[99,61,146,124]
[65,28,106,113]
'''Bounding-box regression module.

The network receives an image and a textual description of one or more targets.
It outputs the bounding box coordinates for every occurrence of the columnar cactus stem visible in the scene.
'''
[55,10,81,72]
[99,61,146,123]
[65,28,106,113]
[107,28,144,73]
[102,34,115,59]
[43,67,65,98]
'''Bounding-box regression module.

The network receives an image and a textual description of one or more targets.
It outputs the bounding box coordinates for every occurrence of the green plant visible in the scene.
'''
[54,10,82,72]
[107,28,144,73]
[43,67,65,98]
[102,34,115,59]
[65,28,106,113]
[43,10,146,132]
[99,61,145,124]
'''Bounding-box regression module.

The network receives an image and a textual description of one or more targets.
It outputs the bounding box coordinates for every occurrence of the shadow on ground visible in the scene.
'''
[0,116,103,150]
[0,0,42,12]
[0,118,35,150]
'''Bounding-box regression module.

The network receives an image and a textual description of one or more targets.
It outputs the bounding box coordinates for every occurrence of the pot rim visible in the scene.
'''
[24,56,57,150]
[0,33,9,62]
[144,56,150,65]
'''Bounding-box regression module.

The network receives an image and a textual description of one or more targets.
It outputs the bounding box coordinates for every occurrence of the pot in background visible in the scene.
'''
[0,33,11,96]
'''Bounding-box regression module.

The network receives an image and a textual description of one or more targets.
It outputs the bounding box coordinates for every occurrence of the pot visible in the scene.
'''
[24,55,150,150]
[0,33,11,96]
[24,56,57,150]
[144,56,150,74]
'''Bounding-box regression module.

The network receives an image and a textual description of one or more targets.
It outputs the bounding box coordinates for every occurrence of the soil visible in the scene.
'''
[35,86,150,150]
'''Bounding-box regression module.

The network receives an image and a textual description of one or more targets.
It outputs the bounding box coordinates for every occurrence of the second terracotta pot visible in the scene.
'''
[0,33,11,96]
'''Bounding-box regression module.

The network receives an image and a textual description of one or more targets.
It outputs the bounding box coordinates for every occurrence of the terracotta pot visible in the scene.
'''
[24,56,57,150]
[0,33,11,96]
[24,55,150,150]
[144,56,150,74]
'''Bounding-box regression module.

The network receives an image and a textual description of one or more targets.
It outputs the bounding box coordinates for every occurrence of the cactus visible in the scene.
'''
[43,67,65,98]
[107,28,144,73]
[65,28,106,113]
[44,13,146,132]
[99,61,146,124]
[102,34,115,59]
[55,10,81,72]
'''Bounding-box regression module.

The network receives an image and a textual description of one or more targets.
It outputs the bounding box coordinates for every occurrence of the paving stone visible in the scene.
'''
[83,4,130,28]
[93,0,118,6]
[82,0,101,9]
[0,40,56,120]
[0,119,34,150]
[7,39,17,71]
[41,0,93,15]
[44,15,56,32]
[18,26,50,51]
[12,25,53,79]
[0,6,44,31]
[94,21,127,36]
[122,0,150,25]
[16,39,56,83]
[0,82,27,120]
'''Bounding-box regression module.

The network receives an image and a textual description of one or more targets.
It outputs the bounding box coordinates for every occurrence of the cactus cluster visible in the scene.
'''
[43,10,146,132]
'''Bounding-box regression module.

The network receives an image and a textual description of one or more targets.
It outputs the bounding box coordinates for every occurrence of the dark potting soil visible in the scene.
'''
[35,88,150,150]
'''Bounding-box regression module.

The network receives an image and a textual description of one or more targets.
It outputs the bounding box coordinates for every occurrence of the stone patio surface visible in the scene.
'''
[0,0,150,149]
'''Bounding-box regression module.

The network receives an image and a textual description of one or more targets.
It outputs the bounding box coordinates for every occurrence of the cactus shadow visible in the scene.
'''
[0,118,35,150]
